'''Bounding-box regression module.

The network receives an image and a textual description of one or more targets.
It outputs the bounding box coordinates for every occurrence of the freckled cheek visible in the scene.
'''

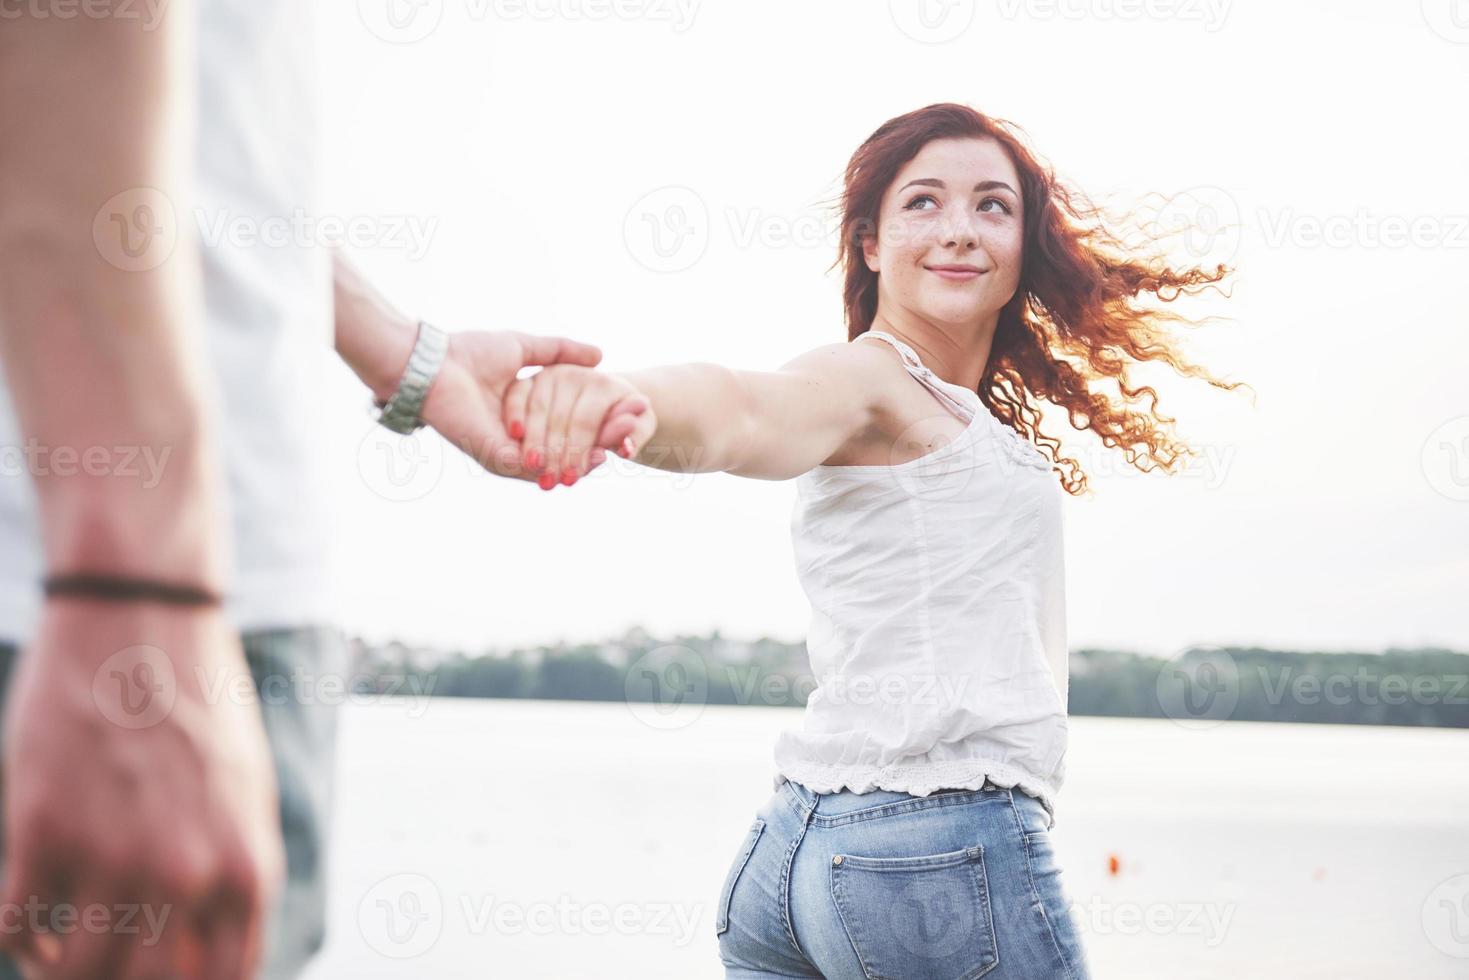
[987,233,1024,280]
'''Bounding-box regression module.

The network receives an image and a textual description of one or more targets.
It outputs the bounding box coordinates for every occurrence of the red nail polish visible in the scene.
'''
[561,467,576,486]
[538,472,556,490]
[509,420,524,440]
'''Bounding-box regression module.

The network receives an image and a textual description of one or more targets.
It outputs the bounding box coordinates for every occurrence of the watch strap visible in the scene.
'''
[375,320,448,434]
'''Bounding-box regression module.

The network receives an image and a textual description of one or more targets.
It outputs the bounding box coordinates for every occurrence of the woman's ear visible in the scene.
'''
[860,230,880,273]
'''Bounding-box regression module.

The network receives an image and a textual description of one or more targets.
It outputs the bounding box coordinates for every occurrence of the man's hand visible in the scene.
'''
[419,330,645,482]
[502,364,658,490]
[0,601,283,980]
[333,250,646,483]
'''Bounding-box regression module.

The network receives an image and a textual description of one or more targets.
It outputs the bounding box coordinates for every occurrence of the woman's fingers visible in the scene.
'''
[595,396,650,456]
[503,376,532,447]
[521,370,555,480]
[543,372,581,488]
[620,405,660,461]
[564,378,635,480]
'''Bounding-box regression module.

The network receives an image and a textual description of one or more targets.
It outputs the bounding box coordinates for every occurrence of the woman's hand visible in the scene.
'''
[417,330,626,483]
[503,365,659,490]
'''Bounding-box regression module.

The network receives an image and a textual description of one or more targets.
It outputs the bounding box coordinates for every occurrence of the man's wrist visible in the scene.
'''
[331,253,419,403]
[361,311,419,405]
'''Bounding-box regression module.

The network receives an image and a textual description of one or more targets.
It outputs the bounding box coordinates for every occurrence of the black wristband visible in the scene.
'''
[42,573,224,607]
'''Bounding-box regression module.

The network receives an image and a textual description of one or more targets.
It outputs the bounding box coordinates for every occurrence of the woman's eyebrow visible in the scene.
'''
[898,177,1018,196]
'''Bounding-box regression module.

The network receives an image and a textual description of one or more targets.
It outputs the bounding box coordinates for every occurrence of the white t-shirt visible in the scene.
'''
[773,330,1070,825]
[0,0,339,644]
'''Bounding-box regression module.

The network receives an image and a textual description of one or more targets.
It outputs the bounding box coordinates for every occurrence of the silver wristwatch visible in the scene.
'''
[373,320,449,434]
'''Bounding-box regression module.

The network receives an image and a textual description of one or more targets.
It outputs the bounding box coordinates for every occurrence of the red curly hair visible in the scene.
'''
[833,102,1252,496]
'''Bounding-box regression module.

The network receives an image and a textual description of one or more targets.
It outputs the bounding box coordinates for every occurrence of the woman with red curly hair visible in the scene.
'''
[504,102,1243,978]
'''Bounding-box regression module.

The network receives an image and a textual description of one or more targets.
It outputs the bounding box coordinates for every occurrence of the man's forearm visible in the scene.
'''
[332,251,417,402]
[0,7,227,588]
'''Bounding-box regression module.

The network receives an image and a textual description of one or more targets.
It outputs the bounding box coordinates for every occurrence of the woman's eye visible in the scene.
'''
[903,194,939,211]
[979,197,1013,215]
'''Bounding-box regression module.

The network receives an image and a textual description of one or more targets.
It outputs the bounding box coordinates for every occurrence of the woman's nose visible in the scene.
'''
[940,212,980,250]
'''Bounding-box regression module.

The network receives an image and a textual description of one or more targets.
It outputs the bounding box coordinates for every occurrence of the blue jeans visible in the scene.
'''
[717,778,1090,979]
[0,625,344,979]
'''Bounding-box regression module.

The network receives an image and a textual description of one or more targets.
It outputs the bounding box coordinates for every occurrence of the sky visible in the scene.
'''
[310,0,1469,657]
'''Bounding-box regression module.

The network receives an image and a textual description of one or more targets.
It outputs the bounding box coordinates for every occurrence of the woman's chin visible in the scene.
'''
[918,297,999,327]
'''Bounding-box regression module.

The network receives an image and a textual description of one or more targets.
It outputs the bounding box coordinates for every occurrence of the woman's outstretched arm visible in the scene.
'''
[504,341,896,486]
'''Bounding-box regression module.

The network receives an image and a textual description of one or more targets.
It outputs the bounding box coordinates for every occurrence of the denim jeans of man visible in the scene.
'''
[0,626,345,980]
[716,778,1091,979]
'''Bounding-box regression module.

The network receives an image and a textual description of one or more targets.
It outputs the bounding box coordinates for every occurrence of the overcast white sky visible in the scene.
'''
[311,0,1469,657]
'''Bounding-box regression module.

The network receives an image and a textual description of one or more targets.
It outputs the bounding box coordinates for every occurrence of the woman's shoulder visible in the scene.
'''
[777,335,912,395]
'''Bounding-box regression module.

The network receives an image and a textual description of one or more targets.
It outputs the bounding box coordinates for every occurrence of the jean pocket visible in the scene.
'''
[715,818,766,937]
[831,845,999,980]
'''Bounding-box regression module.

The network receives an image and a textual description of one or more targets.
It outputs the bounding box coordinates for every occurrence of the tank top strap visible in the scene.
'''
[856,331,975,423]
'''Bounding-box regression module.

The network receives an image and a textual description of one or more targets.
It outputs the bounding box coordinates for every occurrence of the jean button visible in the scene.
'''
[832,855,844,866]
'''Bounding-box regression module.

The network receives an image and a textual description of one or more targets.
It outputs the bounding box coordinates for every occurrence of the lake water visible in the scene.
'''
[301,699,1469,979]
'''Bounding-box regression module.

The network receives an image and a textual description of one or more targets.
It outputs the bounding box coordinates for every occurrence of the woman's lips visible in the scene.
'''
[927,266,983,282]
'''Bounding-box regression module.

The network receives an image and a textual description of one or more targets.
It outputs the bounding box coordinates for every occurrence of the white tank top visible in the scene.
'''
[773,330,1070,824]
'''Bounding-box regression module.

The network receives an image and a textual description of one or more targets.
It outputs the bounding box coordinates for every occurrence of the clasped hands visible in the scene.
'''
[415,328,658,490]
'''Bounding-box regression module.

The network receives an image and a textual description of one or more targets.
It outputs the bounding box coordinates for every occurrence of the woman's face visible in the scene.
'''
[863,136,1025,329]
